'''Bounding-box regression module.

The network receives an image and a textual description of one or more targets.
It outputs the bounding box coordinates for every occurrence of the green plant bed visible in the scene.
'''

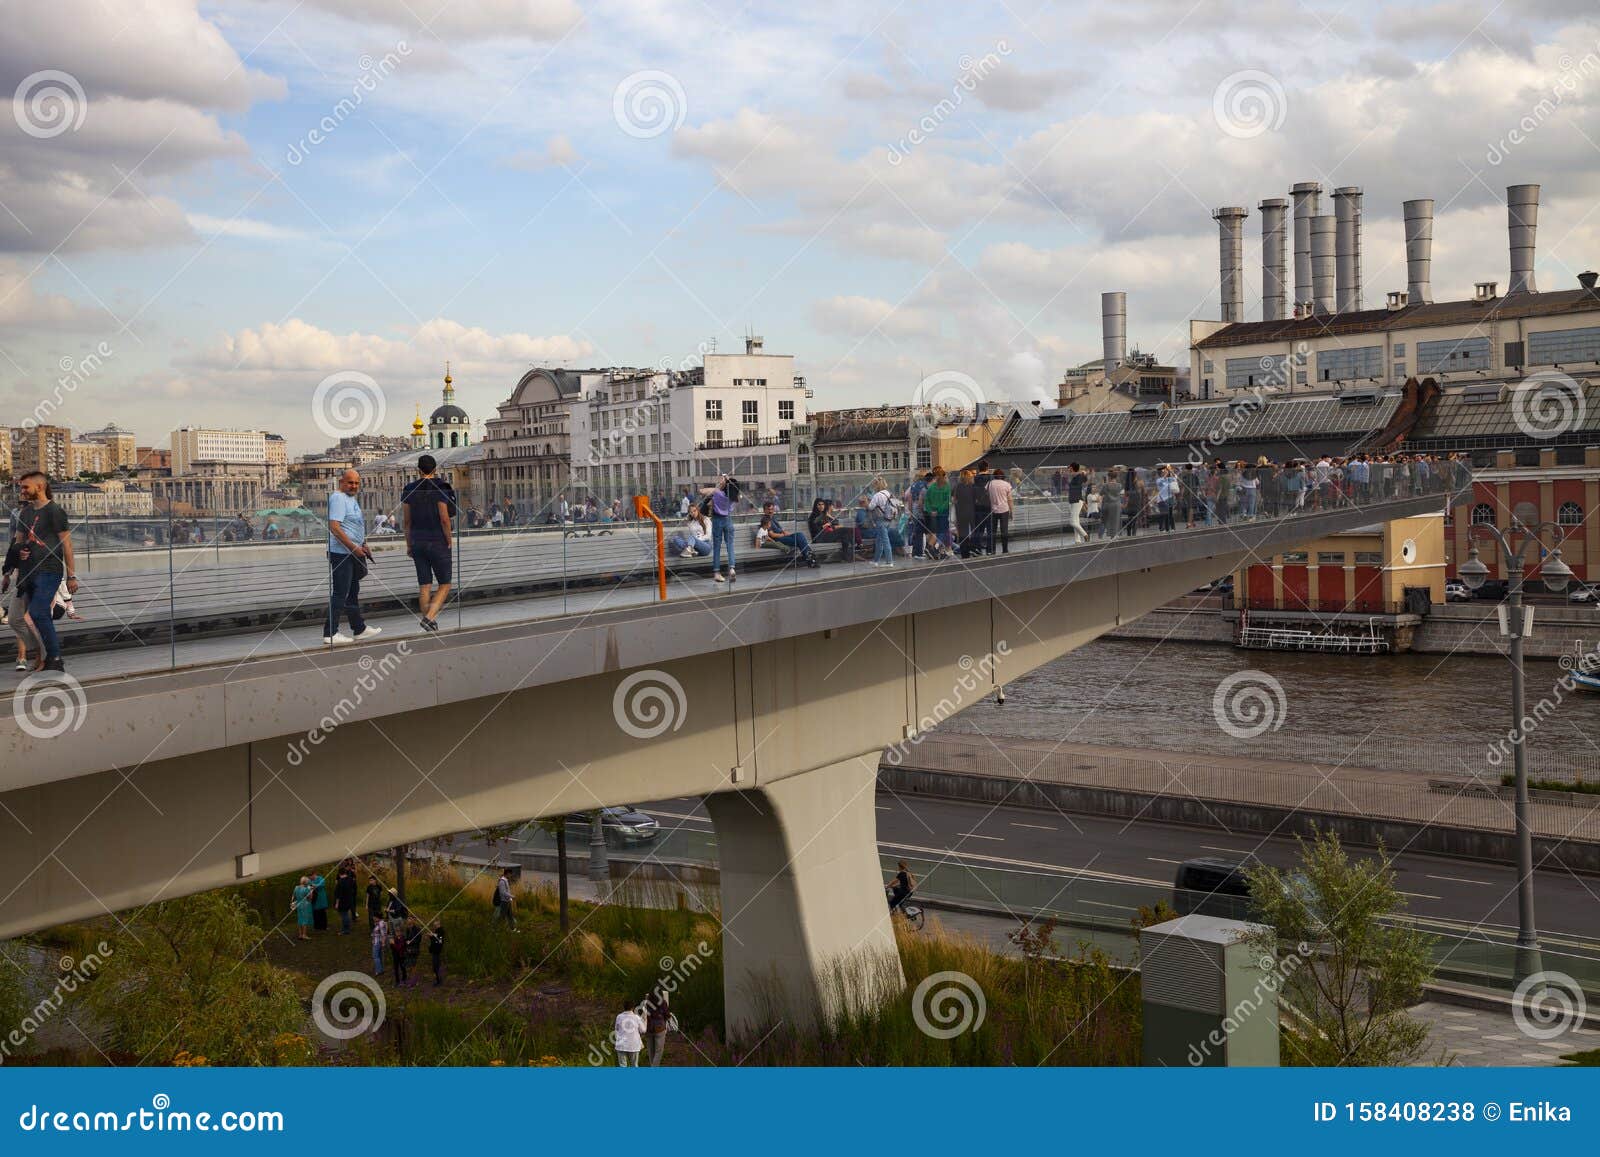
[1500,774,1600,795]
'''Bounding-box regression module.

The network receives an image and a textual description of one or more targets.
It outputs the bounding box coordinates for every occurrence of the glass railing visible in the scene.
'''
[2,454,1471,678]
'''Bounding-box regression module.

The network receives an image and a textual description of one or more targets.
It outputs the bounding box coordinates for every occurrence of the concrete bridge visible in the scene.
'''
[0,487,1459,1033]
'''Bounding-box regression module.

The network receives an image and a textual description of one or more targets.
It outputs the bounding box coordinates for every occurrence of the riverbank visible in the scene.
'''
[1107,598,1600,660]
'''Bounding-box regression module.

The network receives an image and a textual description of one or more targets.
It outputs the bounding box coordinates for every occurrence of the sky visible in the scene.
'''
[3,0,1600,456]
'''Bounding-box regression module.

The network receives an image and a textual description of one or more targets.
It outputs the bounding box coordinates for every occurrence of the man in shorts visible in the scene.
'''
[401,454,456,632]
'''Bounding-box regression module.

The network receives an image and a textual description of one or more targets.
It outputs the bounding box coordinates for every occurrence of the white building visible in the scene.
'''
[569,337,808,507]
[170,427,268,475]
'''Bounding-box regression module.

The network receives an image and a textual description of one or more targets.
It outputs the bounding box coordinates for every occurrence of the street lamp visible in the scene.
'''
[1458,521,1573,982]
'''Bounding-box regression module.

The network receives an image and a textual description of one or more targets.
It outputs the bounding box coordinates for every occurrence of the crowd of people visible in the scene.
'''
[288,859,447,988]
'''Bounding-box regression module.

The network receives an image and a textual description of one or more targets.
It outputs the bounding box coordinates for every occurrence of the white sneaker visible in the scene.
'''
[352,626,383,640]
[727,568,736,580]
[713,574,726,584]
[13,661,25,671]
[323,633,354,645]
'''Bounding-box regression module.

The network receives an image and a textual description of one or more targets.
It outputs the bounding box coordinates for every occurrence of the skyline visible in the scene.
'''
[3,1,1600,455]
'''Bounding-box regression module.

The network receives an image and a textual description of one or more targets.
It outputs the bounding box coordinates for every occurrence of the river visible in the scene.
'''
[935,637,1600,780]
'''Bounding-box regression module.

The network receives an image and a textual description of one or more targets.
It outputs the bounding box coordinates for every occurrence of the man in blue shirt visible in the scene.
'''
[401,454,455,632]
[326,468,379,644]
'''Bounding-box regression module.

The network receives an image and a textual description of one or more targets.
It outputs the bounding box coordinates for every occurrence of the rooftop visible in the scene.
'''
[1195,287,1600,350]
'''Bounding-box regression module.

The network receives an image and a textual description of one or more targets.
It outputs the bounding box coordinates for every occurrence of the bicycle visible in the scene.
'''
[887,885,926,932]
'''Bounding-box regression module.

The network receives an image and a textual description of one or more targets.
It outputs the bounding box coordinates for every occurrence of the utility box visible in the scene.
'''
[1140,914,1279,1067]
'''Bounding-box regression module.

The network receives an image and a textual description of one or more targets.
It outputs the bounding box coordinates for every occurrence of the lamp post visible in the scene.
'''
[1457,520,1573,982]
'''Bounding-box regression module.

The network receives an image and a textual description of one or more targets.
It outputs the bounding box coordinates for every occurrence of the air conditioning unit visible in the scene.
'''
[1141,914,1280,1067]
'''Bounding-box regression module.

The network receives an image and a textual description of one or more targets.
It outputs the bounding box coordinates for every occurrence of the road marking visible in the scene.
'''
[880,840,1168,888]
[876,805,892,811]
[1147,856,1183,865]
[1396,890,1442,901]
[1082,900,1134,911]
[1010,822,1058,831]
[648,809,713,824]
[956,832,1005,841]
[1200,845,1252,856]
[1425,874,1495,886]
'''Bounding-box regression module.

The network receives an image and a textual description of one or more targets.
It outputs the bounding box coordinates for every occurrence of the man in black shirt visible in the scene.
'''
[14,471,77,672]
[401,454,456,632]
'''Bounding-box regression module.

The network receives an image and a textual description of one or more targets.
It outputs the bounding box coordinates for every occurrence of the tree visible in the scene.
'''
[86,892,303,1066]
[0,941,28,1055]
[537,817,571,932]
[1243,830,1436,1067]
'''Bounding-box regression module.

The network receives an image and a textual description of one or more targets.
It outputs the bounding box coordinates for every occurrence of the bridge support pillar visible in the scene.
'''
[705,753,903,1041]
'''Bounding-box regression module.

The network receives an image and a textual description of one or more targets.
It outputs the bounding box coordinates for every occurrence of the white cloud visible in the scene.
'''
[191,317,593,376]
[810,295,937,339]
[501,133,579,171]
[286,0,583,40]
[0,262,111,331]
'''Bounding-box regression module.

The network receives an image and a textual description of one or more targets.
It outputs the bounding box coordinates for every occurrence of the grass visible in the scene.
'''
[15,862,1141,1067]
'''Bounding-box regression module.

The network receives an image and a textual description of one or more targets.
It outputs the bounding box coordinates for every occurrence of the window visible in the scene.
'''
[1393,343,1406,358]
[705,399,722,421]
[1317,552,1347,565]
[778,399,794,421]
[1315,346,1383,382]
[1295,371,1307,385]
[742,400,759,424]
[742,429,758,445]
[1353,552,1383,566]
[1559,501,1583,525]
[1203,360,1214,373]
[1281,551,1308,564]
[798,447,811,474]
[1529,325,1600,366]
[916,438,932,469]
[1227,354,1288,391]
[1471,503,1496,526]
[1393,364,1406,382]
[1418,337,1490,374]
[705,429,723,448]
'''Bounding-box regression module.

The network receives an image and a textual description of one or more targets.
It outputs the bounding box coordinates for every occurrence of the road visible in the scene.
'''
[622,791,1600,948]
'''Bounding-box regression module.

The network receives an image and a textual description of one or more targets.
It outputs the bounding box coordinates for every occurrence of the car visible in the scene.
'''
[1171,857,1257,921]
[1444,579,1471,603]
[1570,585,1600,605]
[564,805,659,844]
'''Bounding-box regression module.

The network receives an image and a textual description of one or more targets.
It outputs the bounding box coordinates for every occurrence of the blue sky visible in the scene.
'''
[4,0,1600,454]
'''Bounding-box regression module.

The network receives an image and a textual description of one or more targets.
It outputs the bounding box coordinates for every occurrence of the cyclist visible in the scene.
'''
[886,861,915,913]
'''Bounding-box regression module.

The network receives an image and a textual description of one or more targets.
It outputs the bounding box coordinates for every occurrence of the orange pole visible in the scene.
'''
[634,495,667,600]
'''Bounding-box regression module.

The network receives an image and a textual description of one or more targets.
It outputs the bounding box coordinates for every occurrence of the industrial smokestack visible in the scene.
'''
[1508,183,1540,296]
[1259,197,1289,321]
[1291,181,1322,312]
[1101,291,1126,383]
[1310,214,1336,316]
[1403,198,1434,304]
[1213,206,1248,323]
[1333,186,1363,313]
